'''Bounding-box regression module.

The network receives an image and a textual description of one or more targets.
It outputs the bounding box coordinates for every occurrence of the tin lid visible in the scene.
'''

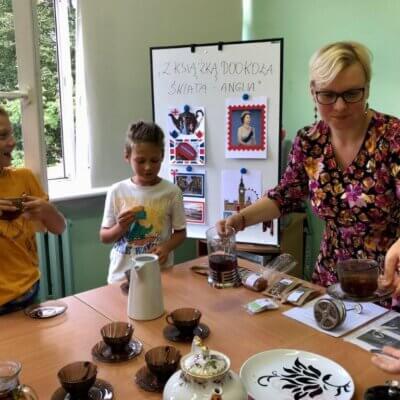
[181,336,230,380]
[364,383,400,400]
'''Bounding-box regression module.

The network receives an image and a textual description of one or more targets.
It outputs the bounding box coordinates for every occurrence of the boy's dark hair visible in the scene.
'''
[125,121,165,156]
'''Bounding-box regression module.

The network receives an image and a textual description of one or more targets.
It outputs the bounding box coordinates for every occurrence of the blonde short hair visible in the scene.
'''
[309,41,372,86]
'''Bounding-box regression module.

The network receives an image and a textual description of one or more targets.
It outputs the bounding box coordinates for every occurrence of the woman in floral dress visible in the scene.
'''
[218,41,400,288]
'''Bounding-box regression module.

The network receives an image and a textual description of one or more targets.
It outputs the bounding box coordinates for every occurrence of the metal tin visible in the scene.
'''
[314,298,346,330]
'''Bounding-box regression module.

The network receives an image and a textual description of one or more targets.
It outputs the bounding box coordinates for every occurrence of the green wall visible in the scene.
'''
[53,1,400,290]
[57,196,198,292]
[244,0,400,267]
[50,0,241,293]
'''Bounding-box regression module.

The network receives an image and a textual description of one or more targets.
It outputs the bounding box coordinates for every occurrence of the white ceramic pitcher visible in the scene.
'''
[127,254,164,320]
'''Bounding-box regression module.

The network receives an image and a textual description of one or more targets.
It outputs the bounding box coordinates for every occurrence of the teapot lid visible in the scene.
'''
[180,336,230,380]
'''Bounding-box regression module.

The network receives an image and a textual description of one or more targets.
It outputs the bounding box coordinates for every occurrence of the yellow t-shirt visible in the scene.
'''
[0,167,48,305]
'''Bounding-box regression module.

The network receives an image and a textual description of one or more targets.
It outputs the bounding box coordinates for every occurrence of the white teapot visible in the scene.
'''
[163,336,247,400]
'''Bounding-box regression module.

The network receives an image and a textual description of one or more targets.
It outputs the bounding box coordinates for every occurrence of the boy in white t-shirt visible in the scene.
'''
[100,121,187,283]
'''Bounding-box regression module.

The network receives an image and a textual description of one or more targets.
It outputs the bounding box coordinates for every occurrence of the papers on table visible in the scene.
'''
[344,311,400,351]
[283,295,389,337]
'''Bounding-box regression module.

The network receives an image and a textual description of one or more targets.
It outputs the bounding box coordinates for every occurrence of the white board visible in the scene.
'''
[151,39,283,245]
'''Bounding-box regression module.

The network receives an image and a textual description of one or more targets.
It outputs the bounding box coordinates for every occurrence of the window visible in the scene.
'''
[0,0,93,198]
[0,1,24,164]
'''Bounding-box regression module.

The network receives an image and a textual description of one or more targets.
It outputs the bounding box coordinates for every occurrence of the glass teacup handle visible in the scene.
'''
[17,384,39,400]
[165,314,174,325]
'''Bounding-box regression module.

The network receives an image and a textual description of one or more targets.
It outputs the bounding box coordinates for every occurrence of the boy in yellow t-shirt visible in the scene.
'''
[0,106,65,315]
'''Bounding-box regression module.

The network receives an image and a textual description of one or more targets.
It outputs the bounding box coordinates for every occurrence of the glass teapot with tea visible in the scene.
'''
[206,226,241,288]
[163,336,247,400]
[0,361,38,400]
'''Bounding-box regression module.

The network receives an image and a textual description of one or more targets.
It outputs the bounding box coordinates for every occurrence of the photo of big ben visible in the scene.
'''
[222,171,261,218]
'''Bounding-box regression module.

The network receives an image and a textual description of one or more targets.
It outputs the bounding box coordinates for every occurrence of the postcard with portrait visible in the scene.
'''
[225,96,267,159]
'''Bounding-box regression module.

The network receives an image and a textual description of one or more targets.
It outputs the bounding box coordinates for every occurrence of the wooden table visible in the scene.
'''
[0,257,394,399]
[0,296,157,399]
[76,256,393,399]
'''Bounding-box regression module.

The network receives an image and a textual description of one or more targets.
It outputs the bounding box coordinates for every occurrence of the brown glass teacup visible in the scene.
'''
[165,308,201,336]
[101,321,133,353]
[57,361,97,397]
[145,345,181,383]
[0,197,25,221]
[337,259,380,298]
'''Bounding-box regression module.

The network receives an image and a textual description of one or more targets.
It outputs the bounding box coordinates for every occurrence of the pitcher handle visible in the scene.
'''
[19,384,39,400]
[131,257,145,273]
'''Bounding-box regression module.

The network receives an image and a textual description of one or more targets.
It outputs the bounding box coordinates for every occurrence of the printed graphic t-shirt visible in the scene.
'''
[101,178,186,283]
[0,168,47,305]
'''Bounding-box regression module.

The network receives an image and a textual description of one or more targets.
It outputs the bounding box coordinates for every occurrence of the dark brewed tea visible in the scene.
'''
[340,274,378,298]
[208,254,238,283]
[209,254,237,271]
[0,209,22,221]
[0,198,24,221]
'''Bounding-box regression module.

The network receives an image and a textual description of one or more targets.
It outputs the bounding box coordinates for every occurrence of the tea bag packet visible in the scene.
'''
[282,285,321,306]
[262,253,298,283]
[244,298,279,314]
[263,276,300,300]
[237,267,268,292]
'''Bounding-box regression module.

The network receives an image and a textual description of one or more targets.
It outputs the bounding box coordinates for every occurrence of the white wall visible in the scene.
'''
[79,0,242,187]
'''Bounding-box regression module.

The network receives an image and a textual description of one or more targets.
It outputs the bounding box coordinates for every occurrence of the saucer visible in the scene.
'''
[327,283,393,303]
[51,379,114,399]
[120,281,129,295]
[163,323,210,342]
[24,301,68,319]
[92,339,143,363]
[135,365,165,392]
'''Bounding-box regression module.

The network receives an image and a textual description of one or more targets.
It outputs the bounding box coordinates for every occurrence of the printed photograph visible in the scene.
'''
[174,173,205,198]
[170,139,205,165]
[356,329,400,348]
[221,170,261,216]
[167,105,205,139]
[227,104,266,153]
[183,201,205,224]
[381,316,400,336]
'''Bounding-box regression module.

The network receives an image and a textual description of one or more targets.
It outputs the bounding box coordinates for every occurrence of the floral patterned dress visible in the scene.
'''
[268,111,400,287]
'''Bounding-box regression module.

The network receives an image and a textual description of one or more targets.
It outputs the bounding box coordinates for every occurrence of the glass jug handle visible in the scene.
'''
[18,384,39,400]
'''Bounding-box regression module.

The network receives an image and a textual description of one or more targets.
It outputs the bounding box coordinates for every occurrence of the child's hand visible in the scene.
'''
[150,244,169,265]
[117,208,136,231]
[0,198,18,216]
[22,196,51,220]
[118,205,145,229]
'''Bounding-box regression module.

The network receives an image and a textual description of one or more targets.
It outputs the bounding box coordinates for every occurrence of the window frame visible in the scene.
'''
[9,0,97,199]
[11,0,48,189]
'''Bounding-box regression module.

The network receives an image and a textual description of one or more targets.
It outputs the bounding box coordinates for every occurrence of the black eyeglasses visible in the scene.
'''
[315,87,365,105]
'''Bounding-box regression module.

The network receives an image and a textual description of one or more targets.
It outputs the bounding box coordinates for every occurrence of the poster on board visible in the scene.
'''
[225,97,267,159]
[167,105,206,165]
[151,39,282,245]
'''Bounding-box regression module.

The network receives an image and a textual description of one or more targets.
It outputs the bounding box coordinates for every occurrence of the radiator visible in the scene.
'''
[35,220,74,300]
